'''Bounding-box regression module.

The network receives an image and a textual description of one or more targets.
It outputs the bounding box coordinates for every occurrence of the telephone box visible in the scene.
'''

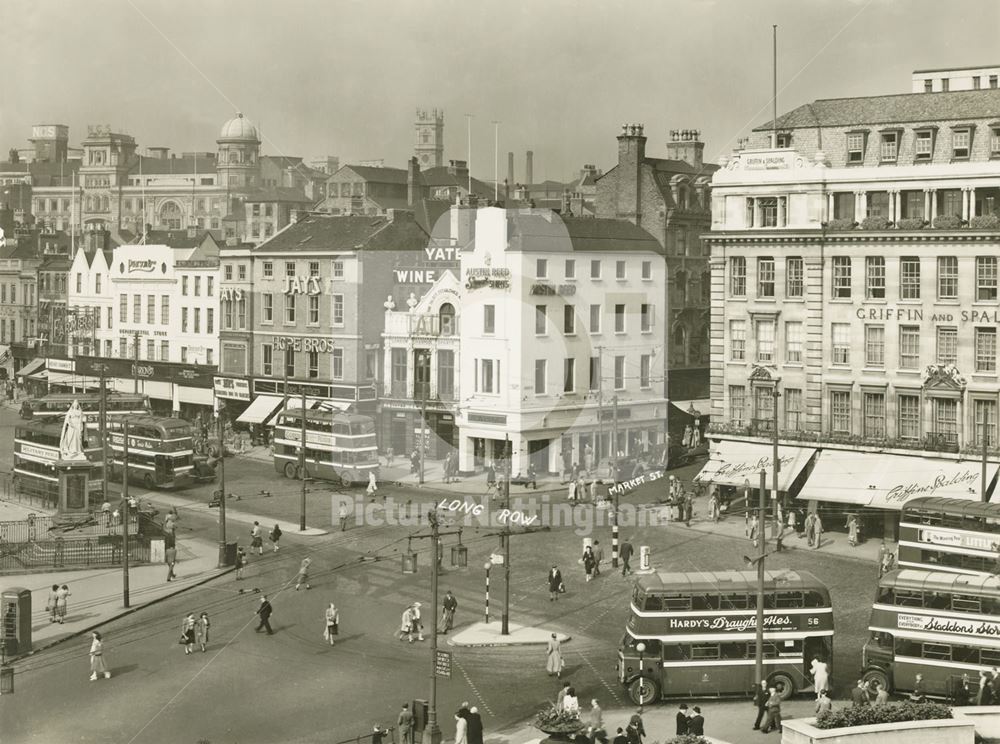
[1,588,32,656]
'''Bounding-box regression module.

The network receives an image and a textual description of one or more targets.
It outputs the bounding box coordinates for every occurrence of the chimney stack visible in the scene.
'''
[407,156,420,207]
[615,124,647,227]
[665,128,704,169]
[507,152,515,186]
[525,151,534,186]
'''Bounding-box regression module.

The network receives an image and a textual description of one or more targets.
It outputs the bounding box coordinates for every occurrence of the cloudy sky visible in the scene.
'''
[3,0,999,182]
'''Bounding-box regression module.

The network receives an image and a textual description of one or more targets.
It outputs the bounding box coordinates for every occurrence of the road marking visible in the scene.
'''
[454,657,495,717]
[574,646,624,705]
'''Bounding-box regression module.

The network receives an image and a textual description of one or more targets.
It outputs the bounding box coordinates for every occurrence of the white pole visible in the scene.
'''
[492,120,500,202]
[465,114,473,197]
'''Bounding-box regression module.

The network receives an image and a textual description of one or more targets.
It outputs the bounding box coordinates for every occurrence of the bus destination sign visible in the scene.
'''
[628,611,824,635]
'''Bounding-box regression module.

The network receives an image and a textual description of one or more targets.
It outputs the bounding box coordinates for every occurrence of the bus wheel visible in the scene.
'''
[862,668,889,693]
[768,671,796,700]
[209,445,220,458]
[284,463,299,479]
[627,676,659,706]
[142,473,155,490]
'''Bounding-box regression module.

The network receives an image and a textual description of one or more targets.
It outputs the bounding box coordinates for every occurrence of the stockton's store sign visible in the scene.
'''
[884,469,979,503]
[899,612,1000,638]
[273,337,338,353]
[856,305,1000,324]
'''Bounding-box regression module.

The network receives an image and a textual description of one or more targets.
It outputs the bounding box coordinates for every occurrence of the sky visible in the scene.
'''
[3,0,1000,183]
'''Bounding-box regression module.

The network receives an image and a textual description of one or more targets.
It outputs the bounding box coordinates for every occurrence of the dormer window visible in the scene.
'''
[952,126,973,160]
[879,131,899,163]
[846,131,867,164]
[914,128,936,162]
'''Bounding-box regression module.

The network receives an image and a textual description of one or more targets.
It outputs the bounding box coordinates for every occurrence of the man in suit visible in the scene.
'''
[752,680,768,730]
[675,703,689,735]
[611,728,627,744]
[619,538,634,576]
[760,687,782,734]
[688,707,705,736]
[254,595,274,634]
[628,709,645,742]
[396,703,414,744]
[467,705,484,744]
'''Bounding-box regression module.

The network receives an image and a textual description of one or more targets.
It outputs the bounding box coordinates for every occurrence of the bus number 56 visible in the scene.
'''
[807,617,819,626]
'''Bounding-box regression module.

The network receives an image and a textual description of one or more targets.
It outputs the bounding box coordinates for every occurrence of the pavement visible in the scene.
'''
[449,621,570,647]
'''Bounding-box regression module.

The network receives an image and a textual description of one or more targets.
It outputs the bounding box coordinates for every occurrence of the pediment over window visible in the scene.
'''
[922,364,966,391]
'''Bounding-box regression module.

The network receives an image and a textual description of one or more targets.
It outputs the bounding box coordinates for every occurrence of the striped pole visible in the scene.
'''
[484,564,491,623]
[611,495,620,568]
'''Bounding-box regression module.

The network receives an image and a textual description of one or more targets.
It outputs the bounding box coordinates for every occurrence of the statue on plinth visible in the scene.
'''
[59,400,87,461]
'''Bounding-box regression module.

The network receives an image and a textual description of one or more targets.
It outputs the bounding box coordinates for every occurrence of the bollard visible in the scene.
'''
[636,545,653,574]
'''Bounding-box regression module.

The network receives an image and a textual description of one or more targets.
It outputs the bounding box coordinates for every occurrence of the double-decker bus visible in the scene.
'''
[12,420,104,507]
[106,416,194,490]
[898,497,1000,576]
[863,568,1000,700]
[272,407,378,486]
[619,570,833,704]
[26,393,149,430]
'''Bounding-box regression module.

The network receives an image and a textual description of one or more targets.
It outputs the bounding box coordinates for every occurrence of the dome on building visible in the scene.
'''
[219,113,259,141]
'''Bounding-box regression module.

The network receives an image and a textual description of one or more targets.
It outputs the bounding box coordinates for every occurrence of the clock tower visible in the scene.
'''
[414,108,444,168]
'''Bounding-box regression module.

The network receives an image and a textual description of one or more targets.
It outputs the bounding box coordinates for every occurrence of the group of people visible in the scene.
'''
[555,689,648,744]
[179,612,210,654]
[674,704,706,736]
[45,584,71,624]
[450,701,485,744]
[751,681,785,734]
[582,541,604,581]
[249,521,284,555]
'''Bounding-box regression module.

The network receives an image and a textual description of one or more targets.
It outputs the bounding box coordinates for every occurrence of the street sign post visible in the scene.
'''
[434,649,452,679]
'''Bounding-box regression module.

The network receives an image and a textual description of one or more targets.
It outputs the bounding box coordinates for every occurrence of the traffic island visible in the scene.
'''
[781,716,974,744]
[447,621,570,647]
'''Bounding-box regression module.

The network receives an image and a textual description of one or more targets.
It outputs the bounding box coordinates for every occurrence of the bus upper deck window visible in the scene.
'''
[644,595,663,611]
[664,594,691,611]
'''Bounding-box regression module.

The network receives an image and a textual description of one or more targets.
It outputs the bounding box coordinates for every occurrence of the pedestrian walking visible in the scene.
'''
[196,612,210,652]
[467,705,484,744]
[683,492,693,526]
[410,601,424,641]
[979,671,994,705]
[454,711,468,744]
[254,595,274,634]
[366,470,378,498]
[46,584,60,623]
[619,538,634,576]
[250,521,264,555]
[53,583,70,623]
[234,546,246,580]
[526,462,538,489]
[814,513,824,549]
[385,446,394,466]
[593,540,604,576]
[324,602,339,646]
[486,463,496,492]
[269,523,282,552]
[760,687,782,733]
[709,489,720,523]
[556,681,570,708]
[295,557,312,590]
[165,544,178,582]
[576,474,587,502]
[88,631,111,680]
[787,509,797,535]
[804,512,816,547]
[568,477,577,502]
[440,589,458,633]
[181,612,197,654]
[689,706,704,735]
[584,443,594,475]
[548,565,563,601]
[815,690,833,716]
[562,449,573,483]
[879,542,895,577]
[752,680,768,730]
[101,500,112,526]
[586,699,605,742]
[397,605,415,642]
[583,545,596,582]
[847,514,860,547]
[338,503,350,531]
[675,703,689,735]
[546,633,564,678]
[397,703,414,744]
[810,657,830,696]
[748,515,760,548]
[628,709,646,742]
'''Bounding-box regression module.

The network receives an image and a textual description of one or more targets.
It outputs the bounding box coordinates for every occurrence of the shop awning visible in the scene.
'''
[694,440,817,492]
[797,450,998,510]
[178,386,213,406]
[28,369,49,382]
[671,399,712,418]
[46,372,102,390]
[236,395,286,425]
[17,358,45,378]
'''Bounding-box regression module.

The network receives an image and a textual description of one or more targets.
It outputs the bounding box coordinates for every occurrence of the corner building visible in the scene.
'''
[705,69,1000,539]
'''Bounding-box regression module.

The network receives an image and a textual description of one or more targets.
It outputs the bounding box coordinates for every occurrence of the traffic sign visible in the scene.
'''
[435,649,452,678]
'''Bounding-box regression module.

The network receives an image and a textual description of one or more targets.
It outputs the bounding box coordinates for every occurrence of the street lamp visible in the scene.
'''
[636,641,646,673]
[216,402,228,567]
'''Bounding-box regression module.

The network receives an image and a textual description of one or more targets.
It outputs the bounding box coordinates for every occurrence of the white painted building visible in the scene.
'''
[457,207,668,475]
[67,230,220,414]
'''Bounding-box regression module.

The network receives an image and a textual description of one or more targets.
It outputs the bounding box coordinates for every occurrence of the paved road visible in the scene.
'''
[0,407,880,742]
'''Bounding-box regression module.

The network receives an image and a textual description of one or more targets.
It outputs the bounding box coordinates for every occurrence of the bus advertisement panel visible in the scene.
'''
[898,497,1000,577]
[863,569,1000,700]
[619,571,833,704]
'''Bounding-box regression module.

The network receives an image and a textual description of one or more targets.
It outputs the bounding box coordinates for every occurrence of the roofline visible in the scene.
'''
[913,64,1000,74]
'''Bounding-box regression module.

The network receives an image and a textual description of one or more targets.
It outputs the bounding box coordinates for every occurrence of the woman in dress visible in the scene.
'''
[89,631,110,680]
[548,565,563,602]
[47,584,60,623]
[196,612,210,653]
[562,686,581,716]
[583,546,596,582]
[295,557,312,590]
[181,613,197,655]
[324,602,339,646]
[56,584,71,623]
[847,515,860,547]
[546,633,563,678]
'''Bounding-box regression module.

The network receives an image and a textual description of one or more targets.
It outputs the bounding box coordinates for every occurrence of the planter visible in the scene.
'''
[953,705,1000,739]
[781,716,974,744]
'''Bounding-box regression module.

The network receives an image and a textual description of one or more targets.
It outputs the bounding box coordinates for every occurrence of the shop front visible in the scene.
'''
[796,449,999,542]
[695,438,817,513]
[73,356,217,418]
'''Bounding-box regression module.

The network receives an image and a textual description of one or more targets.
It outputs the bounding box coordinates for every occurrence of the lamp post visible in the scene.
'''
[771,383,781,538]
[637,641,646,675]
[299,388,306,531]
[744,478,751,536]
[501,433,511,636]
[121,420,131,608]
[754,468,766,687]
[484,561,492,623]
[217,402,228,567]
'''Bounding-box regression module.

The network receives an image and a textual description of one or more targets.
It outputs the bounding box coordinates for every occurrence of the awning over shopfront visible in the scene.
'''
[17,358,44,378]
[797,450,998,510]
[236,395,286,425]
[695,440,817,492]
[178,387,214,406]
[28,369,49,382]
[671,399,712,418]
[46,372,102,390]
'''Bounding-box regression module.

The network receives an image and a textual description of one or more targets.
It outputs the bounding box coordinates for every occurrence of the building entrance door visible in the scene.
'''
[391,417,408,455]
[529,439,549,475]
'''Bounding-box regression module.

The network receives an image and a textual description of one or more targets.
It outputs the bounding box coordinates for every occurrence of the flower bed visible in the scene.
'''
[815,702,951,729]
[666,736,711,744]
[533,703,583,735]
